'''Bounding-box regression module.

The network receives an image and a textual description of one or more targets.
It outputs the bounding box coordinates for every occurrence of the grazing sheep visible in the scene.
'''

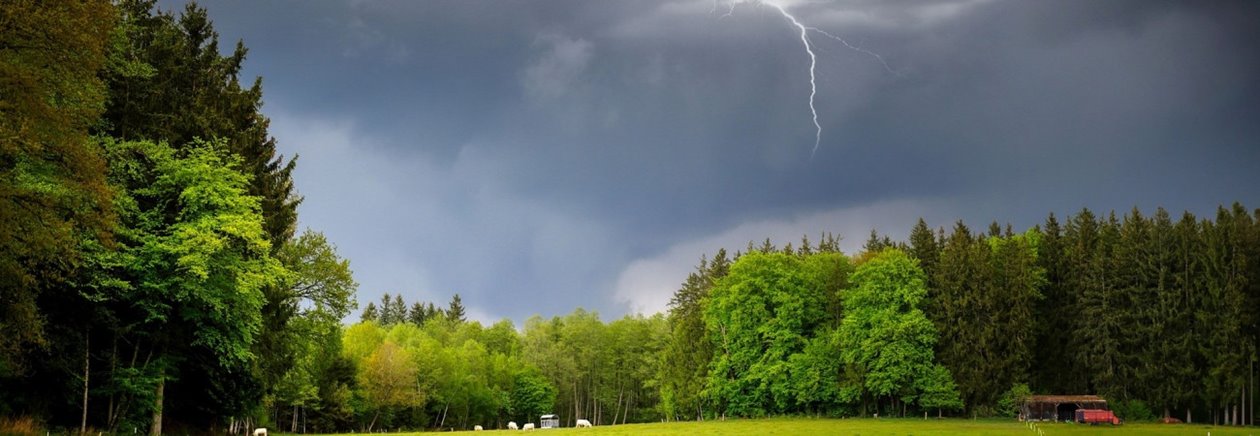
[474,425,483,431]
[253,429,267,436]
[522,423,535,430]
[508,422,518,430]
[575,419,592,428]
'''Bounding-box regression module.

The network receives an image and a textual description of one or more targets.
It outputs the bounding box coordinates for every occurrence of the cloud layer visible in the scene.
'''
[171,0,1260,323]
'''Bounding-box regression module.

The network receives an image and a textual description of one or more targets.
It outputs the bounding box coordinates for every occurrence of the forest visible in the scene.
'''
[3,1,1259,434]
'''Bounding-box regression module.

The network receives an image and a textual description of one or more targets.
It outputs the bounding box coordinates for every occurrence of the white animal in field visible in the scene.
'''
[253,428,267,436]
[576,419,592,428]
[508,421,518,430]
[474,425,483,431]
[522,422,535,430]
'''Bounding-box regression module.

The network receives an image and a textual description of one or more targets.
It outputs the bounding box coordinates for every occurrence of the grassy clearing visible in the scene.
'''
[299,417,1259,436]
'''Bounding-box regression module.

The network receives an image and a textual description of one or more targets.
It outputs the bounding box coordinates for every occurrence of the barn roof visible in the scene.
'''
[1024,395,1107,404]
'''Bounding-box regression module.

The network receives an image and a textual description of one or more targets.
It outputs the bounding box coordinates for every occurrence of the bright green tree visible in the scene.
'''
[359,341,423,431]
[98,138,283,434]
[840,249,957,417]
[510,369,557,424]
[704,252,838,417]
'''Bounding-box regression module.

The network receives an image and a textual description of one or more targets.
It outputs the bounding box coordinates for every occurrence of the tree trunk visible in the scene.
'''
[614,389,623,425]
[81,330,90,434]
[368,410,379,432]
[291,404,298,433]
[150,373,164,436]
[622,390,632,425]
[107,336,117,430]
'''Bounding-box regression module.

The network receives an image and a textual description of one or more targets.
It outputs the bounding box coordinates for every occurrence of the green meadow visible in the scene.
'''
[305,418,1257,436]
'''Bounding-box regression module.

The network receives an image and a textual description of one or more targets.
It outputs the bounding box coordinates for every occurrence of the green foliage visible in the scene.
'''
[840,249,955,412]
[279,230,359,321]
[995,383,1031,418]
[704,251,847,417]
[510,370,556,423]
[359,341,423,430]
[0,0,115,375]
[1111,399,1154,422]
[931,221,1043,414]
[916,364,963,414]
[659,250,728,421]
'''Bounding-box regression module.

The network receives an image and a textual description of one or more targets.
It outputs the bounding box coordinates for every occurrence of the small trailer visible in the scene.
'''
[540,414,560,429]
[1075,409,1121,425]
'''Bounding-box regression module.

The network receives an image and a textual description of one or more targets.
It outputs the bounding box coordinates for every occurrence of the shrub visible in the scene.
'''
[997,383,1032,418]
[1111,399,1154,422]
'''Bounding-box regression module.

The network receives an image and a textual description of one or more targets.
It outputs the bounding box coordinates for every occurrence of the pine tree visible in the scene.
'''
[361,302,379,323]
[1072,211,1124,397]
[1149,208,1197,419]
[408,302,427,325]
[798,235,813,256]
[932,221,985,412]
[908,218,941,290]
[1031,213,1082,393]
[1198,206,1253,423]
[984,228,1044,401]
[392,294,406,325]
[447,294,466,323]
[1114,207,1156,402]
[376,293,398,325]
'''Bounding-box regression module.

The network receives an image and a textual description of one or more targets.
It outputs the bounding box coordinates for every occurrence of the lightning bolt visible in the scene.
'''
[762,2,822,157]
[803,26,901,77]
[715,1,897,157]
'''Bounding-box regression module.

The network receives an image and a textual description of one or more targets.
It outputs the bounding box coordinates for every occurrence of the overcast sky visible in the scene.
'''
[165,0,1260,324]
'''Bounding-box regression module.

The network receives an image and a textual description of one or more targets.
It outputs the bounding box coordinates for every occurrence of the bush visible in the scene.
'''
[997,383,1032,418]
[1111,399,1154,422]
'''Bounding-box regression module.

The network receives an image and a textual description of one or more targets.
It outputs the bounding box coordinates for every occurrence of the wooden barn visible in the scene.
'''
[1021,395,1109,422]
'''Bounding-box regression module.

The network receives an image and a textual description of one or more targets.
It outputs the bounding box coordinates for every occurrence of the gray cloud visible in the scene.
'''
[175,0,1260,323]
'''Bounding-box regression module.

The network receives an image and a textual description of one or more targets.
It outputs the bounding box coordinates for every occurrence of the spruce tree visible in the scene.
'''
[447,294,466,323]
[908,218,941,295]
[408,302,427,325]
[1031,213,1082,393]
[1149,208,1197,419]
[361,302,379,323]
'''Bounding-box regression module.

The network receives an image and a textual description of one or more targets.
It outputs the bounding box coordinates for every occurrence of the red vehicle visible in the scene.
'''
[1075,409,1122,425]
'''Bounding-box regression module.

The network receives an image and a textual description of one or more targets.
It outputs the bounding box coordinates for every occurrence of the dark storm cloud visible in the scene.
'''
[173,0,1260,320]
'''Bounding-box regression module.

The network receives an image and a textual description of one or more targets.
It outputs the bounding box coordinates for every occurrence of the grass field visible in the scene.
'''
[306,418,1258,435]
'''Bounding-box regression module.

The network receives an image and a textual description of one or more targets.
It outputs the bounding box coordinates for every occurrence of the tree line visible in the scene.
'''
[2,1,356,434]
[324,293,664,432]
[658,206,1260,426]
[333,205,1259,431]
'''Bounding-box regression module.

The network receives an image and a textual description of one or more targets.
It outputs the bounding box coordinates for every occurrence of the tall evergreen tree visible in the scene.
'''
[1072,211,1124,397]
[361,302,379,323]
[447,294,466,324]
[1031,213,1080,393]
[983,228,1044,400]
[908,218,941,282]
[931,222,985,412]
[1198,206,1254,424]
[1147,208,1198,419]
